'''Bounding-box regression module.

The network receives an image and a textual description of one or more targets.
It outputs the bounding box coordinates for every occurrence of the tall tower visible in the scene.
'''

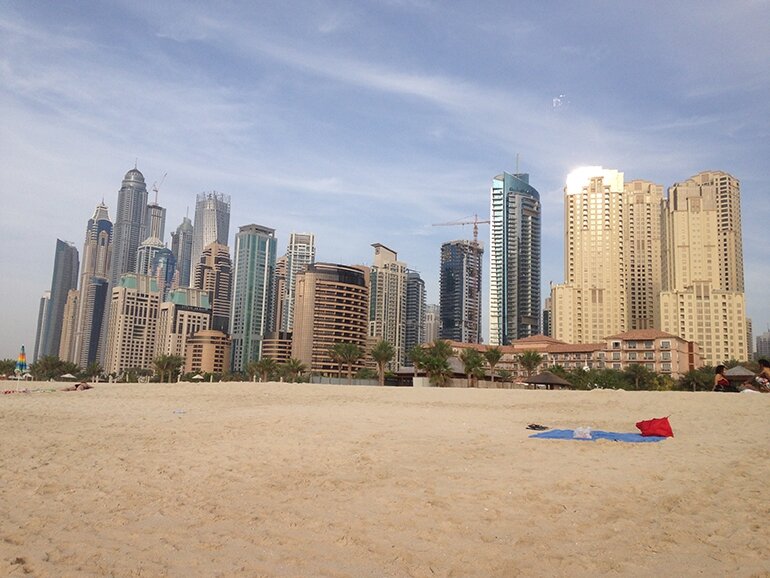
[191,192,230,271]
[229,224,277,372]
[424,304,440,345]
[40,239,79,358]
[170,216,194,287]
[104,274,161,375]
[404,271,427,364]
[108,168,148,286]
[659,171,747,365]
[624,180,664,330]
[71,202,112,367]
[33,291,51,363]
[369,243,407,368]
[280,232,316,333]
[489,172,541,344]
[440,240,483,343]
[193,242,233,334]
[144,201,166,243]
[292,263,370,376]
[551,167,626,344]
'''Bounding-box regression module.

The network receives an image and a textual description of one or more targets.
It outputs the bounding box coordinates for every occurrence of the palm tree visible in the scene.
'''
[256,357,278,382]
[327,346,344,379]
[623,363,655,390]
[424,340,454,387]
[154,355,184,383]
[517,350,543,381]
[282,358,307,382]
[371,340,395,386]
[331,342,364,384]
[459,348,484,387]
[497,369,513,388]
[484,347,503,385]
[409,346,426,377]
[85,361,103,382]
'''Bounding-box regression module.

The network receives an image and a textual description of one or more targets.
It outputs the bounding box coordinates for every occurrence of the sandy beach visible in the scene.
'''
[1,381,768,577]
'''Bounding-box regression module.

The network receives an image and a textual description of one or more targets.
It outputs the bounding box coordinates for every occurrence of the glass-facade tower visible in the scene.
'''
[489,172,541,344]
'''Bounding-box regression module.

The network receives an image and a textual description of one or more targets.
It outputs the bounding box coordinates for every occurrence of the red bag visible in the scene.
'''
[635,416,674,437]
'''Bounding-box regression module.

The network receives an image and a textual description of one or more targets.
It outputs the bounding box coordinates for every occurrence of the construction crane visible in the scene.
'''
[432,214,490,245]
[151,172,167,204]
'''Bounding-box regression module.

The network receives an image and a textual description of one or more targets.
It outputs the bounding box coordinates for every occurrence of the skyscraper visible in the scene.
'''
[170,216,194,287]
[156,287,211,360]
[229,224,277,372]
[144,199,166,243]
[440,240,483,343]
[292,263,370,376]
[552,167,627,344]
[489,172,541,344]
[33,291,51,363]
[659,171,747,365]
[280,232,316,333]
[104,273,161,375]
[404,270,427,364]
[108,168,148,286]
[625,180,664,330]
[193,242,233,334]
[71,202,112,367]
[424,304,440,345]
[191,192,230,271]
[369,243,407,369]
[40,239,79,358]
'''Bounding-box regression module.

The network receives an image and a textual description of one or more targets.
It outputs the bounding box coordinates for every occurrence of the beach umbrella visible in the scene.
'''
[15,345,28,378]
[60,373,77,380]
[522,371,573,390]
[191,374,204,381]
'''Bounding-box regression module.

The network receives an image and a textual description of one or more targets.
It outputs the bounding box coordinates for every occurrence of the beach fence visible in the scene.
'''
[310,376,379,387]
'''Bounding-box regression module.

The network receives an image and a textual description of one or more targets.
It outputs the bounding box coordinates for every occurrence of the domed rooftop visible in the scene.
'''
[124,168,145,182]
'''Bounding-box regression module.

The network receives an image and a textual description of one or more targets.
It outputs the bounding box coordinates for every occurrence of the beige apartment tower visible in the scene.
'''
[292,263,370,376]
[156,287,212,359]
[659,171,747,365]
[552,168,628,344]
[369,243,407,368]
[104,274,161,375]
[185,330,231,375]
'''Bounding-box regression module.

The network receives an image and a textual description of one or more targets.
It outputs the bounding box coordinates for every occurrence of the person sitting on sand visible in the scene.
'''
[713,365,736,392]
[741,359,770,393]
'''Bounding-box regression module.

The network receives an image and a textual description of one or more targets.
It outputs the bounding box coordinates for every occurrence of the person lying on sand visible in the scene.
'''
[62,382,93,391]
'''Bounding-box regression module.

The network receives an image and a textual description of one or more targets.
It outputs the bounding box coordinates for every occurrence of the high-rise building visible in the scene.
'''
[756,330,770,360]
[156,287,211,360]
[108,168,148,286]
[542,296,552,337]
[170,216,194,287]
[625,180,664,330]
[40,239,79,358]
[659,171,747,365]
[193,242,233,334]
[369,244,407,369]
[33,291,51,363]
[70,202,112,367]
[191,192,230,271]
[404,271,426,364]
[489,172,541,344]
[424,304,440,344]
[58,290,79,361]
[280,233,316,333]
[137,238,176,300]
[292,263,370,376]
[229,224,277,372]
[104,273,161,375]
[144,199,166,244]
[551,167,627,344]
[440,240,483,344]
[272,255,288,334]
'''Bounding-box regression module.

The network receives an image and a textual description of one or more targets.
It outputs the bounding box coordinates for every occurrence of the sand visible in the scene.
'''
[1,381,768,577]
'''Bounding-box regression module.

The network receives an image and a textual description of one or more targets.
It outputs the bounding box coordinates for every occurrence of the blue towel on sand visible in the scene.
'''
[530,429,666,443]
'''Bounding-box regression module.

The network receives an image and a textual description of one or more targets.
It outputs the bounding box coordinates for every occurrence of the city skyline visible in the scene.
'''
[2,2,769,358]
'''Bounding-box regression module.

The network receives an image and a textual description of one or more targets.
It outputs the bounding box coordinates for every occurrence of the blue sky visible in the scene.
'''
[1,1,769,360]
